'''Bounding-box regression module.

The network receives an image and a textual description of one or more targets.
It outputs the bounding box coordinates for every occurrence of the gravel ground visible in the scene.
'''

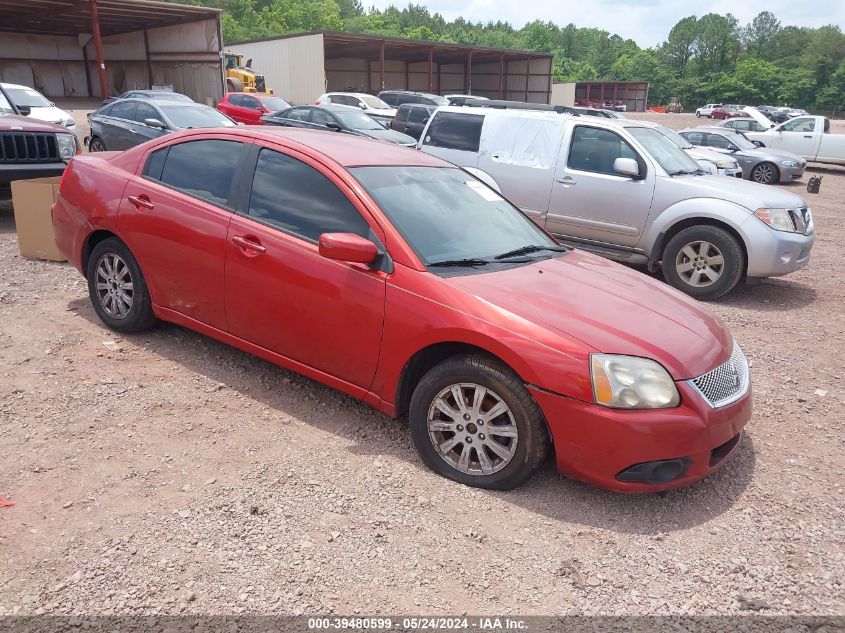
[0,109,843,619]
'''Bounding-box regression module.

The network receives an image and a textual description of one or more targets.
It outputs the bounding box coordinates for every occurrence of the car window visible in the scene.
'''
[703,133,732,149]
[156,140,244,207]
[106,101,137,120]
[143,147,168,181]
[134,103,160,124]
[682,132,703,146]
[782,118,815,133]
[423,112,483,152]
[310,109,333,126]
[395,106,410,122]
[229,94,245,107]
[395,94,414,106]
[258,96,289,112]
[286,107,311,121]
[379,93,397,106]
[241,96,261,109]
[568,126,639,176]
[409,107,430,124]
[247,148,371,242]
[332,95,353,106]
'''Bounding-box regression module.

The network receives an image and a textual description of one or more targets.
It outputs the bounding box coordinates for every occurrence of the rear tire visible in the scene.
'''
[88,136,107,152]
[409,354,548,490]
[662,225,745,300]
[695,111,701,118]
[87,237,157,333]
[226,77,244,93]
[751,162,779,185]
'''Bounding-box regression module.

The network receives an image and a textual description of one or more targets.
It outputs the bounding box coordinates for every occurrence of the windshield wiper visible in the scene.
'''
[429,258,490,268]
[668,169,703,176]
[493,244,569,260]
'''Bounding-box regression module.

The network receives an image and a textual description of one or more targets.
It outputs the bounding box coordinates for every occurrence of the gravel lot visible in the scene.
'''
[0,108,843,619]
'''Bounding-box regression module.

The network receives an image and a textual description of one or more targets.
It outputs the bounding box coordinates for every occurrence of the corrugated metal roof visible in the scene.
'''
[0,0,219,36]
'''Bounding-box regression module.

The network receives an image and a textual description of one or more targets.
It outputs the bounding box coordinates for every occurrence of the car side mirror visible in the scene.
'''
[144,118,167,129]
[318,233,378,264]
[326,122,342,131]
[359,103,368,110]
[613,157,641,178]
[18,105,32,116]
[728,145,739,152]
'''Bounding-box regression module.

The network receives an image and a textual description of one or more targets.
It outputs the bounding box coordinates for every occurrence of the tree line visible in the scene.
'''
[172,0,845,111]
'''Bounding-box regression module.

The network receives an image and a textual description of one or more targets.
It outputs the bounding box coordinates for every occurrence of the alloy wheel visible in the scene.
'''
[94,252,134,319]
[675,241,725,288]
[89,138,106,152]
[427,383,518,475]
[752,163,775,184]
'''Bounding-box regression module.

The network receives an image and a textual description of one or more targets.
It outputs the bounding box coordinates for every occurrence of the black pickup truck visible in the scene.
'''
[1,84,78,196]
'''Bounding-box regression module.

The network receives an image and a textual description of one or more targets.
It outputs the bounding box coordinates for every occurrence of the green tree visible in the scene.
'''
[742,11,780,59]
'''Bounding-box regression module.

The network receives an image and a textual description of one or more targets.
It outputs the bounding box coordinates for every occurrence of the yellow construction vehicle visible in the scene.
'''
[224,52,272,93]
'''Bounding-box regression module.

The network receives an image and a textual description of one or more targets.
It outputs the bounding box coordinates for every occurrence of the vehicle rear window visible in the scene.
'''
[247,148,370,242]
[157,139,244,207]
[423,112,483,152]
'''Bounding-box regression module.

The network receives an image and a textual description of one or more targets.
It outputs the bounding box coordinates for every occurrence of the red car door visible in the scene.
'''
[117,136,251,331]
[238,95,265,124]
[224,144,387,389]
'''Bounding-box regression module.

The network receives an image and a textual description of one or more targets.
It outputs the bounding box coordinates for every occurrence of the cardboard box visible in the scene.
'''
[10,176,66,262]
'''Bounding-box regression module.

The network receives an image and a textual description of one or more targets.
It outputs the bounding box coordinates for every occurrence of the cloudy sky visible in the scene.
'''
[366,0,845,47]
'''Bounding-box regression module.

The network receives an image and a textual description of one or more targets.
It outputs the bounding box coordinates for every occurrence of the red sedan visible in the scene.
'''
[52,128,751,491]
[216,92,291,125]
[711,106,749,120]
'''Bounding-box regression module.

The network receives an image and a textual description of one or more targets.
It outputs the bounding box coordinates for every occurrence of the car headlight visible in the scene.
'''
[753,208,802,233]
[779,160,798,167]
[591,354,680,409]
[715,159,737,169]
[62,119,75,128]
[56,133,76,160]
[697,160,718,174]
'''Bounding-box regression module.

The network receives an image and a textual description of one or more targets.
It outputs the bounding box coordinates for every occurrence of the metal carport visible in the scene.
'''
[0,0,224,102]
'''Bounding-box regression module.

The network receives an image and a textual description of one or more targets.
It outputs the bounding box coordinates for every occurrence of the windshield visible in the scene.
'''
[161,106,236,129]
[334,111,384,131]
[5,87,52,108]
[627,127,700,174]
[350,166,557,265]
[259,96,290,111]
[654,124,692,149]
[727,132,756,150]
[431,95,450,106]
[0,90,14,114]
[142,92,192,102]
[360,95,391,110]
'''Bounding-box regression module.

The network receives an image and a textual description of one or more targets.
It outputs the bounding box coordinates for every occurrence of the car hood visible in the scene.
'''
[24,105,73,126]
[0,112,66,133]
[685,146,734,164]
[742,106,776,130]
[740,147,806,164]
[667,169,807,209]
[440,250,732,380]
[362,127,416,145]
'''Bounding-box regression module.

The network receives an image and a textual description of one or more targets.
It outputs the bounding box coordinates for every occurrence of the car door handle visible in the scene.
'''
[127,194,154,210]
[231,235,266,255]
[803,135,813,138]
[555,176,576,186]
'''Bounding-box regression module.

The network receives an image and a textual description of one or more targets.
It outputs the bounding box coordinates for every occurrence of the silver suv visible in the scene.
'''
[417,107,815,299]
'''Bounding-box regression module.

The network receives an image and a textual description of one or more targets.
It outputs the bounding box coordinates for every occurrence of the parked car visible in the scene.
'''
[575,107,625,119]
[103,90,193,106]
[717,117,770,133]
[695,103,722,118]
[768,107,807,124]
[217,92,291,125]
[681,127,806,184]
[417,107,814,299]
[641,121,743,177]
[377,90,449,108]
[391,103,436,140]
[710,105,747,120]
[754,105,779,120]
[261,104,416,146]
[445,94,490,106]
[86,99,236,152]
[316,92,396,123]
[52,126,752,491]
[742,111,845,166]
[1,82,76,131]
[601,101,627,112]
[0,84,78,195]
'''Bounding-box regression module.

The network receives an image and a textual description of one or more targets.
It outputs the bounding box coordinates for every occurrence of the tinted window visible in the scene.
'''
[158,140,243,207]
[567,126,638,175]
[310,109,334,126]
[409,107,430,123]
[683,132,704,146]
[395,94,415,106]
[332,95,355,106]
[229,94,245,107]
[134,102,159,124]
[380,93,398,106]
[144,147,168,181]
[106,101,137,120]
[248,149,370,242]
[423,112,483,152]
[286,107,311,121]
[704,133,732,149]
[241,95,261,109]
[395,105,410,122]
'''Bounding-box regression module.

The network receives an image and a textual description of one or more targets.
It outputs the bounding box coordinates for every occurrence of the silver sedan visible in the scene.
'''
[680,126,806,185]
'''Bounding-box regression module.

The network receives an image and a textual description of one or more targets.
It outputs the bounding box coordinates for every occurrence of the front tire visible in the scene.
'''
[409,354,548,490]
[87,237,157,333]
[662,226,745,300]
[695,111,701,118]
[751,162,779,185]
[88,136,107,152]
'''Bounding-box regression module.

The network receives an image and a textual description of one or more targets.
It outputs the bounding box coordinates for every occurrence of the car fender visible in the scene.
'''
[643,198,754,266]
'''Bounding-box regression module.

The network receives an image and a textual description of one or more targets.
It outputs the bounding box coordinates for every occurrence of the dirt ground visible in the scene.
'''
[0,108,843,618]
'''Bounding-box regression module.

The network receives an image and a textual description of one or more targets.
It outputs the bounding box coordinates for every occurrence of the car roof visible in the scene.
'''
[236,127,446,168]
[432,105,639,129]
[324,92,369,98]
[0,82,34,90]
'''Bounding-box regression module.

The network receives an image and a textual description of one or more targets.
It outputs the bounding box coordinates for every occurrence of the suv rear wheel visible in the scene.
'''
[662,225,745,300]
[409,354,548,490]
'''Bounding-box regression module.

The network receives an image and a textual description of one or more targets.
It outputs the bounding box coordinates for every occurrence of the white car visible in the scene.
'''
[1,82,76,131]
[316,92,396,123]
[695,103,722,118]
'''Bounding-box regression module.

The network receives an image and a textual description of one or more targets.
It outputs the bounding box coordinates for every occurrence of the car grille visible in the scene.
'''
[689,343,749,408]
[789,207,812,235]
[0,132,59,164]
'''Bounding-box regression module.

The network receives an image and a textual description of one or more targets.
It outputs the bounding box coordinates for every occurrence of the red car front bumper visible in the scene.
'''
[529,382,751,492]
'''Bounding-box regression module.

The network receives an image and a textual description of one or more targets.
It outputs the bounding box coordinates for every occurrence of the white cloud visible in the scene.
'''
[365,0,845,47]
